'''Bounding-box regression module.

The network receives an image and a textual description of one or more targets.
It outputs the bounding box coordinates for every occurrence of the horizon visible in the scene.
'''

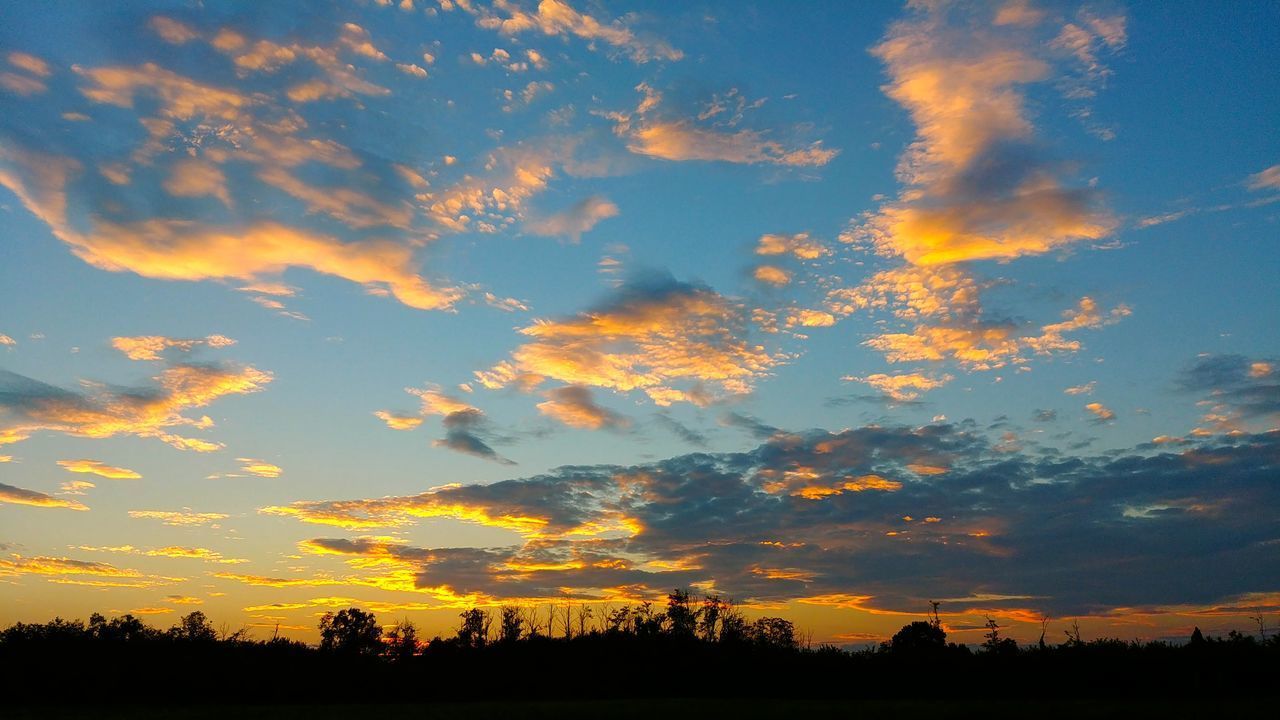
[1,0,1278,648]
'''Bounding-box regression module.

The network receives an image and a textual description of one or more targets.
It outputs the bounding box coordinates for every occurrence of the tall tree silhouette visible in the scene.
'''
[318,608,382,656]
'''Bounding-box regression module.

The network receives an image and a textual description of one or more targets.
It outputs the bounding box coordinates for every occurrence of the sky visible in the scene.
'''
[1,0,1278,647]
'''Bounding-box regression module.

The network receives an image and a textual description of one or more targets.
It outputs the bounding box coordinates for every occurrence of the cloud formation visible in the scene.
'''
[476,273,782,406]
[57,459,142,480]
[525,196,619,242]
[0,482,88,511]
[537,385,630,430]
[476,0,682,64]
[265,423,1280,616]
[0,361,270,451]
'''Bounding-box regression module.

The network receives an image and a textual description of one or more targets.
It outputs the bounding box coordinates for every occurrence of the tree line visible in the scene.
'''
[2,590,1278,704]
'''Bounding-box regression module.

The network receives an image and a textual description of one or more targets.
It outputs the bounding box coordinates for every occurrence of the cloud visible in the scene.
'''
[525,196,619,242]
[1064,380,1096,396]
[537,385,631,430]
[860,297,1126,371]
[1246,165,1280,192]
[476,273,782,406]
[0,555,182,588]
[756,233,828,260]
[0,361,270,451]
[57,459,142,480]
[1181,355,1280,434]
[822,4,1125,381]
[845,372,953,402]
[373,411,424,431]
[436,409,514,465]
[70,220,459,311]
[0,482,88,511]
[477,0,682,64]
[111,334,236,361]
[752,265,792,287]
[163,159,232,207]
[127,509,228,527]
[262,424,1280,616]
[75,544,247,564]
[8,51,51,78]
[605,84,838,168]
[850,3,1116,266]
[0,141,463,312]
[1085,402,1116,422]
[627,122,839,167]
[148,17,199,44]
[208,458,283,479]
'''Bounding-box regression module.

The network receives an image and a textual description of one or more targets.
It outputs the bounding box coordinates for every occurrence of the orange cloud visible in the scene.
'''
[477,0,682,63]
[476,276,781,406]
[846,372,953,402]
[111,334,237,361]
[536,385,630,430]
[753,265,791,287]
[163,159,232,207]
[128,509,229,527]
[57,459,142,480]
[1,362,270,451]
[0,482,88,511]
[756,232,828,260]
[1085,402,1116,422]
[373,411,424,431]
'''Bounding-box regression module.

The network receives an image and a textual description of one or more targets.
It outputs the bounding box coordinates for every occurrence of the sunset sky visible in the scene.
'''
[2,0,1278,646]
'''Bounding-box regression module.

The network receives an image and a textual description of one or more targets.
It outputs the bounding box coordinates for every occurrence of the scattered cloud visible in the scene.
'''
[476,0,682,64]
[1246,164,1280,192]
[525,196,618,242]
[128,509,229,527]
[476,273,782,406]
[1085,401,1116,422]
[0,482,88,511]
[537,385,631,430]
[57,459,142,480]
[111,334,235,361]
[0,361,270,451]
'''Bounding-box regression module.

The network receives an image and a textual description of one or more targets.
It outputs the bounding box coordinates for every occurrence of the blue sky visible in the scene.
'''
[1,0,1278,644]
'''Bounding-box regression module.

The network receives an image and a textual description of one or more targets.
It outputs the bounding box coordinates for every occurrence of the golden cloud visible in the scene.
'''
[476,276,782,406]
[0,482,88,511]
[57,459,142,480]
[111,334,236,361]
[128,509,229,527]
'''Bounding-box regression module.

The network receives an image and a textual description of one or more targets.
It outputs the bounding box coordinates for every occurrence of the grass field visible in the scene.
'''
[9,698,1275,720]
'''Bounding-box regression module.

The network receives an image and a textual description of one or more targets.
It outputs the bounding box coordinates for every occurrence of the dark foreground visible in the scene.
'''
[9,698,1277,720]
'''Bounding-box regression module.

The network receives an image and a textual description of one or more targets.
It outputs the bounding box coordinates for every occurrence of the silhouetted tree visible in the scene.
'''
[318,607,382,656]
[383,619,419,661]
[699,594,726,642]
[456,608,491,648]
[887,621,946,654]
[750,617,797,650]
[635,601,665,637]
[499,606,524,643]
[982,616,1018,655]
[606,605,633,635]
[718,602,748,645]
[168,611,218,643]
[667,589,697,638]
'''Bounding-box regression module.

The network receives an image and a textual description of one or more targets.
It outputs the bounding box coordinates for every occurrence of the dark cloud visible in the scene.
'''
[652,413,708,447]
[719,411,778,439]
[272,423,1280,616]
[1181,354,1280,419]
[435,409,514,465]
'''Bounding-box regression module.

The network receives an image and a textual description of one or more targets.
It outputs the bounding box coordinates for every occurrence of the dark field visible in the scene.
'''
[10,698,1277,720]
